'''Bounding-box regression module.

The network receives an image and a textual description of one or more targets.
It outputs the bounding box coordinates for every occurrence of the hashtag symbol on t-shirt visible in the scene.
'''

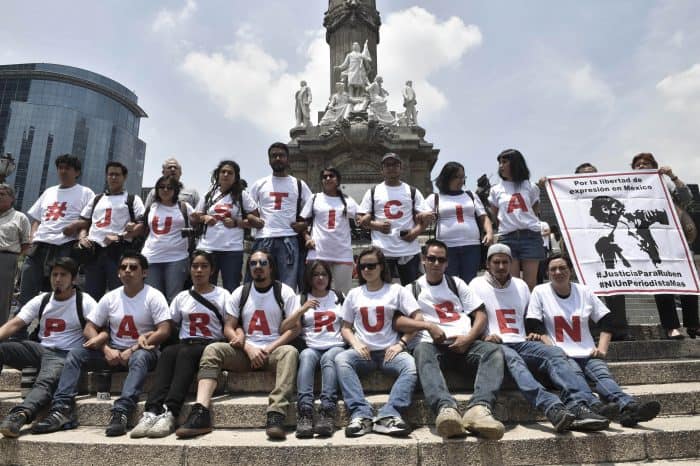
[45,202,68,221]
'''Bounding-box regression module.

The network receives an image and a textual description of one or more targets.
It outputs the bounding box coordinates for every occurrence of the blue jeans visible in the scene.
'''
[413,340,504,415]
[503,341,598,411]
[335,348,417,420]
[569,357,635,409]
[296,346,344,412]
[249,236,299,289]
[209,250,243,292]
[83,246,121,301]
[145,257,190,302]
[445,245,482,284]
[0,341,68,419]
[51,346,158,415]
[499,230,545,260]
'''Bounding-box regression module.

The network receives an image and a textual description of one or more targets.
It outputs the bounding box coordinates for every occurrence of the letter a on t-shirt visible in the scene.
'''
[248,310,271,335]
[506,193,528,213]
[116,315,140,339]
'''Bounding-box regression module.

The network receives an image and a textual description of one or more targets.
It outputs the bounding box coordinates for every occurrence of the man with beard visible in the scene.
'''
[247,143,311,289]
[144,158,200,209]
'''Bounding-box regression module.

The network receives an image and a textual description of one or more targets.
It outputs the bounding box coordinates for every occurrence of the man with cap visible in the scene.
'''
[145,158,200,209]
[358,153,434,285]
[469,244,614,432]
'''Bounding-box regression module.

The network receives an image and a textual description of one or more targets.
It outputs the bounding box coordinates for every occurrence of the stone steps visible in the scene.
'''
[1,415,698,466]
[1,382,695,428]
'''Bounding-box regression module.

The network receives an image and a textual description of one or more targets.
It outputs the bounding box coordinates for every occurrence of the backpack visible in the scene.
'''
[29,289,86,342]
[238,281,286,313]
[411,275,460,301]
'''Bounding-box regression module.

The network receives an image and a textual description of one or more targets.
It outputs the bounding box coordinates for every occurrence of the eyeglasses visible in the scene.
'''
[425,255,447,264]
[157,185,174,191]
[312,272,329,278]
[119,263,139,271]
[249,259,269,267]
[358,262,379,271]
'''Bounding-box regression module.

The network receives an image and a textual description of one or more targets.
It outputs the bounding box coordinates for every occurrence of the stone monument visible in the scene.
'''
[288,0,439,200]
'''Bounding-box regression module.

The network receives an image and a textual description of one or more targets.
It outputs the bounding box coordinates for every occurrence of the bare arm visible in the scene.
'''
[0,317,27,341]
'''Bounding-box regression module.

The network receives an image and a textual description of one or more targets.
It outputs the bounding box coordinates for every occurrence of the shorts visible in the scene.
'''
[498,229,545,260]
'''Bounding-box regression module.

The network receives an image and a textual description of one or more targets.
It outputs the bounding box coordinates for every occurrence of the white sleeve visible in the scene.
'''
[588,288,610,323]
[81,188,96,211]
[473,195,486,216]
[150,290,172,325]
[425,194,435,210]
[457,279,483,314]
[413,188,430,212]
[80,196,97,219]
[529,182,540,205]
[89,295,111,327]
[27,192,45,222]
[241,190,257,212]
[133,195,146,219]
[248,179,263,204]
[282,286,298,317]
[16,294,43,324]
[300,195,314,220]
[358,189,372,214]
[346,195,359,217]
[397,285,420,316]
[169,294,183,325]
[228,287,243,319]
[526,287,544,321]
[300,180,313,206]
[194,196,206,213]
[341,291,355,323]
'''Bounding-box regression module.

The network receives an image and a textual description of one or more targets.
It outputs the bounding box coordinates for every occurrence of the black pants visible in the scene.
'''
[654,294,699,330]
[385,254,421,286]
[604,295,629,333]
[144,341,208,416]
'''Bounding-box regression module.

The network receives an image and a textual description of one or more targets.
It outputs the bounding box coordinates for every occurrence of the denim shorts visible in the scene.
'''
[499,229,545,260]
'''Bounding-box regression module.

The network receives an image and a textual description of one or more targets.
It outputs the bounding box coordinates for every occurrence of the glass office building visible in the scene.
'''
[0,63,147,211]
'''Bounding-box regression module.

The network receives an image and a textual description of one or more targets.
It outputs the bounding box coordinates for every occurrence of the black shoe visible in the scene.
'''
[545,404,575,433]
[0,409,29,438]
[175,403,212,438]
[314,407,336,437]
[295,408,314,439]
[570,404,610,431]
[31,405,78,434]
[591,401,619,420]
[619,401,661,427]
[105,411,128,437]
[687,328,699,339]
[266,412,287,440]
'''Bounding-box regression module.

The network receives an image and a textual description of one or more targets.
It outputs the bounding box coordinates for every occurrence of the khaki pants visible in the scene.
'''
[198,342,298,414]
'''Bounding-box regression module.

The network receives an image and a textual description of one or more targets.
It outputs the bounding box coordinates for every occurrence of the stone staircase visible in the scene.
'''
[1,324,699,466]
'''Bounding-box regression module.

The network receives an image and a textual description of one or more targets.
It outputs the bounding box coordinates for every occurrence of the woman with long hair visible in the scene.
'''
[130,250,230,438]
[427,161,493,283]
[193,160,261,291]
[300,167,359,294]
[280,260,345,438]
[141,175,194,302]
[489,149,544,290]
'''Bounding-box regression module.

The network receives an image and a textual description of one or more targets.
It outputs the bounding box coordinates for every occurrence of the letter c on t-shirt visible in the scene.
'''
[383,201,403,220]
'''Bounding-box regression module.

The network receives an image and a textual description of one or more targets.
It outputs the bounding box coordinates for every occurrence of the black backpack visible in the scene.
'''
[411,275,460,301]
[29,289,86,342]
[238,281,286,313]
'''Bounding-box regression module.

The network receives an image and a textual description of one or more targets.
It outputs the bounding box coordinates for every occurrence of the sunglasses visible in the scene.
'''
[358,262,379,271]
[249,259,269,267]
[157,185,174,191]
[322,174,336,179]
[425,255,447,264]
[119,263,139,271]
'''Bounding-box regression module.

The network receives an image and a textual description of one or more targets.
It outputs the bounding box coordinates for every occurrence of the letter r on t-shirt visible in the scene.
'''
[496,309,519,334]
[313,311,336,332]
[189,313,212,337]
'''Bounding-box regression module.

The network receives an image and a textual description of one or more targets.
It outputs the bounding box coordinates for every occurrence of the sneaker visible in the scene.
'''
[345,417,373,437]
[314,407,335,437]
[545,404,576,433]
[295,408,314,439]
[0,410,29,438]
[435,406,464,439]
[31,405,78,434]
[373,416,411,437]
[591,401,619,420]
[130,411,159,439]
[266,411,287,440]
[569,404,610,431]
[462,405,504,440]
[105,411,128,437]
[175,403,212,438]
[619,401,661,427]
[149,410,176,438]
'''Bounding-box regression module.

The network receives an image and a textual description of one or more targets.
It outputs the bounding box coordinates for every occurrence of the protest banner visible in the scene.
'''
[545,170,700,295]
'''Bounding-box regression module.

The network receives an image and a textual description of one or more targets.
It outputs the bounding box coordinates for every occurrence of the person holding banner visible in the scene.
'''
[631,153,699,339]
[528,253,661,427]
[489,149,544,290]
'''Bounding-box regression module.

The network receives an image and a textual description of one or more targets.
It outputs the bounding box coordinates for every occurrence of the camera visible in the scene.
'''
[181,227,195,239]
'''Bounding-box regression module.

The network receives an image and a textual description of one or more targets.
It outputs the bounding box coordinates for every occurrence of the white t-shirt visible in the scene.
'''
[248,175,311,238]
[28,184,95,245]
[170,287,231,341]
[82,193,145,247]
[470,275,530,344]
[141,202,194,263]
[426,192,486,247]
[528,282,610,358]
[341,283,420,351]
[17,291,97,350]
[408,275,483,343]
[488,180,541,235]
[298,291,345,350]
[301,193,359,263]
[358,182,430,257]
[89,285,171,349]
[227,282,298,348]
[195,189,257,252]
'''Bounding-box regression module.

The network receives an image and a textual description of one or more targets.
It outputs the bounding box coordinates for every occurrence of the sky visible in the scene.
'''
[3,0,700,195]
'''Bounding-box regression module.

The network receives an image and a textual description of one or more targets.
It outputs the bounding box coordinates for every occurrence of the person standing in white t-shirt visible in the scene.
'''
[192,160,261,292]
[78,162,145,300]
[358,153,434,285]
[427,161,494,284]
[301,167,359,294]
[34,251,171,437]
[247,142,312,289]
[489,149,544,290]
[17,154,94,313]
[528,254,661,428]
[141,176,194,302]
[335,246,422,438]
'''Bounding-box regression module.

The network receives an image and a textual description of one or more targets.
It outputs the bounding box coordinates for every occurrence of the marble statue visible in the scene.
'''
[319,81,353,125]
[335,40,372,98]
[402,80,417,125]
[295,80,313,127]
[366,76,395,125]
